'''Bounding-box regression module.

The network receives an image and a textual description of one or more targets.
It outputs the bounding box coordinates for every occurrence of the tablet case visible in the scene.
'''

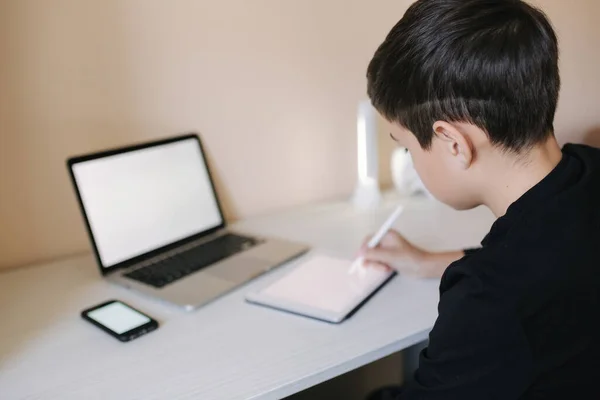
[245,255,395,323]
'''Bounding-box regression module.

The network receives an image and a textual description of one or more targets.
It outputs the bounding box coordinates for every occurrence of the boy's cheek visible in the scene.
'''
[411,155,442,196]
[412,155,473,209]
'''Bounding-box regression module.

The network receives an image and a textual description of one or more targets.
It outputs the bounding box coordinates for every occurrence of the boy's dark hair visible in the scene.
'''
[367,0,560,151]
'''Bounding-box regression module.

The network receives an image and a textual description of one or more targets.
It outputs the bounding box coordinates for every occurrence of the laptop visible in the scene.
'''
[67,133,309,311]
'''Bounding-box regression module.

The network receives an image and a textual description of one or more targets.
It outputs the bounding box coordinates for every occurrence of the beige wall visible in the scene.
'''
[1,0,599,270]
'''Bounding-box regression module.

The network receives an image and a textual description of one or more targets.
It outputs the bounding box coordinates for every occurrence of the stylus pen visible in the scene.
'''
[348,204,405,275]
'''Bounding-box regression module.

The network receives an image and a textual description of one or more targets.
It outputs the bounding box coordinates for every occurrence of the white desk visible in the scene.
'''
[0,194,495,400]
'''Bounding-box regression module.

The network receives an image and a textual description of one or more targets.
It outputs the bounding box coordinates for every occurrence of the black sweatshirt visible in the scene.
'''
[400,144,600,399]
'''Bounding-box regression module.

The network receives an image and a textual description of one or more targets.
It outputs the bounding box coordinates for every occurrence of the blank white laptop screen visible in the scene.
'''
[72,138,223,268]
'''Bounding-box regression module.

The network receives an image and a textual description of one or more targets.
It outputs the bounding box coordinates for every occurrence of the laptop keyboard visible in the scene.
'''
[124,233,261,288]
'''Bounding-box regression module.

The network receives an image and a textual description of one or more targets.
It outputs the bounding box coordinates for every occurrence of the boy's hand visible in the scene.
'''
[359,230,463,279]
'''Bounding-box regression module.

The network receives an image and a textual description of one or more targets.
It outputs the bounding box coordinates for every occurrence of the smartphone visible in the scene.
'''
[81,300,159,342]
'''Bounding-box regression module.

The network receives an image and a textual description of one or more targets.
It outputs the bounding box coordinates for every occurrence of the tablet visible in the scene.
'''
[245,255,395,323]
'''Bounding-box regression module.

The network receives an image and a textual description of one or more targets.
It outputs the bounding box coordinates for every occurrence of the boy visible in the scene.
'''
[362,0,600,398]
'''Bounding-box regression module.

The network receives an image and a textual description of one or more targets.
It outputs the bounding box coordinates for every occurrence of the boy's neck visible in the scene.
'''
[483,136,563,218]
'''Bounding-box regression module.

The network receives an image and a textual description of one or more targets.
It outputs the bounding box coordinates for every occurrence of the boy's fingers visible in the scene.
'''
[362,235,373,248]
[356,235,374,256]
[363,248,397,265]
[363,261,392,272]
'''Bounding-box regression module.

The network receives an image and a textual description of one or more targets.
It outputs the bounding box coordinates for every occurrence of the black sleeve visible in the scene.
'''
[399,277,532,400]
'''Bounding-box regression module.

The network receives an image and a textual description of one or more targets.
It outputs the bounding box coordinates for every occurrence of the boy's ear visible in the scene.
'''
[432,121,474,169]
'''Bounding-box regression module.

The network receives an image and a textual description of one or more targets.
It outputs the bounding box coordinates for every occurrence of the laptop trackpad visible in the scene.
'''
[208,257,270,283]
